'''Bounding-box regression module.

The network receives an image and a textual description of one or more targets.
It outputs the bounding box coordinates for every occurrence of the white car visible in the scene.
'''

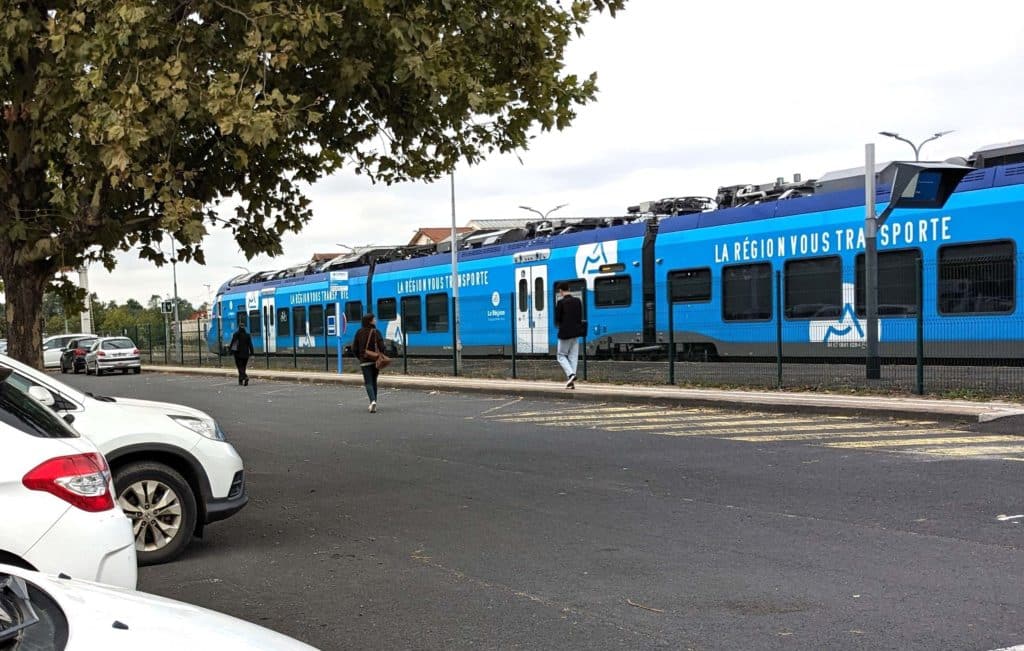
[0,368,137,589]
[84,336,142,376]
[42,334,90,369]
[0,354,247,566]
[0,564,317,650]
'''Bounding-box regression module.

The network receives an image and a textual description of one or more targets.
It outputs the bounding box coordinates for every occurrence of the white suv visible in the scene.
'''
[0,354,247,566]
[0,368,137,588]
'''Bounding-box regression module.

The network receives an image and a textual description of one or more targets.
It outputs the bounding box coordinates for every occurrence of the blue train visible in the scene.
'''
[208,139,1024,361]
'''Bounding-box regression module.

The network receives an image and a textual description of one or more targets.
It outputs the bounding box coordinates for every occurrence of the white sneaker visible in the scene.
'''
[369,401,377,413]
[565,374,576,389]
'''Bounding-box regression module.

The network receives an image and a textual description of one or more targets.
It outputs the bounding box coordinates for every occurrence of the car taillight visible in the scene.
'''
[132,348,139,355]
[74,348,86,357]
[22,453,115,512]
[96,350,106,357]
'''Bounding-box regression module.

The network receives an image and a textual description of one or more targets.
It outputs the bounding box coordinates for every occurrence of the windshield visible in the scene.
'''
[0,355,87,405]
[0,377,78,439]
[102,338,135,350]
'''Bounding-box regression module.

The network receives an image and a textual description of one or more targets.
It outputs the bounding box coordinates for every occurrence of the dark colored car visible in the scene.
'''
[58,336,98,374]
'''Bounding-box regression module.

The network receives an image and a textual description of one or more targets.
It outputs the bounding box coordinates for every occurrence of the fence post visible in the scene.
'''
[148,324,153,364]
[197,319,203,367]
[668,295,675,385]
[163,316,169,365]
[403,328,408,375]
[775,270,783,389]
[510,292,517,380]
[451,295,458,377]
[217,316,222,368]
[915,256,925,395]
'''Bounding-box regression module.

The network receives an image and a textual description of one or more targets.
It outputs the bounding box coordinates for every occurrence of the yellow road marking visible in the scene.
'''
[903,445,1024,457]
[488,406,674,419]
[823,435,1021,449]
[608,420,932,434]
[725,429,956,442]
[489,409,726,424]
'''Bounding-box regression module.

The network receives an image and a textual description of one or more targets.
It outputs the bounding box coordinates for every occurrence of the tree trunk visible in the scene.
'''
[0,262,51,369]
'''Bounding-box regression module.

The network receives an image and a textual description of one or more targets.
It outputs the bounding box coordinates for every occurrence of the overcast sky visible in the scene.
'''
[83,0,1024,307]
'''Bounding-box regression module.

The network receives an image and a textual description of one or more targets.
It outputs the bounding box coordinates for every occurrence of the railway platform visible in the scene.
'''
[150,365,1024,426]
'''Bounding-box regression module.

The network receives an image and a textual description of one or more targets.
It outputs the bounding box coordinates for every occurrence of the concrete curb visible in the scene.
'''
[147,365,1024,425]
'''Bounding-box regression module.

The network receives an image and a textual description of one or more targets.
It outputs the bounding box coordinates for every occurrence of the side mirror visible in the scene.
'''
[62,413,75,425]
[28,385,55,408]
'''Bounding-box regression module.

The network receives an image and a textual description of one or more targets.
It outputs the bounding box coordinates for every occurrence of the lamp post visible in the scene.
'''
[450,172,461,373]
[863,147,971,379]
[878,130,954,161]
[518,203,568,220]
[172,257,183,362]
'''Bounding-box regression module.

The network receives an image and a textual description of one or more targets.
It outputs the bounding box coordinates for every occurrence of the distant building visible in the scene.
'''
[407,227,474,246]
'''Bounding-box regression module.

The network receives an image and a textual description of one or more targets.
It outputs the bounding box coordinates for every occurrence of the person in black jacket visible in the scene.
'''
[228,322,255,386]
[352,313,385,412]
[553,282,586,389]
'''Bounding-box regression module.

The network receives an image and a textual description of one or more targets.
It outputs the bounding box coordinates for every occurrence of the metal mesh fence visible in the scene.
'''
[119,257,1024,400]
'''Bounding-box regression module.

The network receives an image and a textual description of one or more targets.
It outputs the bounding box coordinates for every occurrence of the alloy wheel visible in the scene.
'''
[117,480,183,552]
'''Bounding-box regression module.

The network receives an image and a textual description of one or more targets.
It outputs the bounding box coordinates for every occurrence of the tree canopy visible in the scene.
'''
[0,0,625,365]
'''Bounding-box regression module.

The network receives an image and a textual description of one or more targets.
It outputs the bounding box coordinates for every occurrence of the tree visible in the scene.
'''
[0,0,625,366]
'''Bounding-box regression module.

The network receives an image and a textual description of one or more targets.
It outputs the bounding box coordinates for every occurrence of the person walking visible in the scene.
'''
[228,321,255,386]
[353,313,387,413]
[554,282,586,389]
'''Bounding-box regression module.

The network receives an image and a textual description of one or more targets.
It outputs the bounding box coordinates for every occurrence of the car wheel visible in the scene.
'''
[72,363,81,375]
[60,361,68,374]
[133,368,142,375]
[85,363,93,376]
[114,462,197,566]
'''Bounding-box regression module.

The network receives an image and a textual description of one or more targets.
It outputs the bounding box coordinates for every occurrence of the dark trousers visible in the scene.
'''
[234,355,250,383]
[360,363,379,402]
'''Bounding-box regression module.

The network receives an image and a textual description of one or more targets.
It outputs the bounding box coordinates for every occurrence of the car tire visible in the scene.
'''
[133,368,142,375]
[85,363,93,376]
[60,361,68,374]
[113,462,198,566]
[72,363,81,375]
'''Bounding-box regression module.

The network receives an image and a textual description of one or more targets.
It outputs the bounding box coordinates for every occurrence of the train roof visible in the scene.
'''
[218,139,1024,294]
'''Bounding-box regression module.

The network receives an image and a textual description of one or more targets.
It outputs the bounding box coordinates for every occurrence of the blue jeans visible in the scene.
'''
[556,338,580,379]
[361,364,379,402]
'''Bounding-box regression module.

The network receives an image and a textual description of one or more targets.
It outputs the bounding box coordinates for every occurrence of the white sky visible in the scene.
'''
[86,0,1024,307]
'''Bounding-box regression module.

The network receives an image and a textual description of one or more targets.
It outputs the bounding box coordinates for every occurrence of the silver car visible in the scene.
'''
[85,337,142,376]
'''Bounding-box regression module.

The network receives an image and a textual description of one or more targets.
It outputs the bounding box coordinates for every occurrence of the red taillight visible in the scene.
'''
[96,350,106,357]
[74,348,87,357]
[22,453,115,512]
[132,348,139,356]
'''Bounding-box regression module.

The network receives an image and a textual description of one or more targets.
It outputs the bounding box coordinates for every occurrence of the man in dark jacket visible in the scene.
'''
[228,321,255,386]
[553,282,586,389]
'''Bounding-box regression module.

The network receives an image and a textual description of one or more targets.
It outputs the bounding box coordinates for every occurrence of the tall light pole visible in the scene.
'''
[450,171,461,373]
[172,256,182,362]
[518,203,568,220]
[878,130,954,161]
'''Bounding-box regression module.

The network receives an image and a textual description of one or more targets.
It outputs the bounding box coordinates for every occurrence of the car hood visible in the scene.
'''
[0,565,317,650]
[99,396,212,421]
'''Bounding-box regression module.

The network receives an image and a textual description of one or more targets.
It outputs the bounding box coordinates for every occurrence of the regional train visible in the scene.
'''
[207,139,1024,361]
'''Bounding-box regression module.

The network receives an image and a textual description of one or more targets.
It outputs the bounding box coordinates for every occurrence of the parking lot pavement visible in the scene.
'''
[59,371,1024,650]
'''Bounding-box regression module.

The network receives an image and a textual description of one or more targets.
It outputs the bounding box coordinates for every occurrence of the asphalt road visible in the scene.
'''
[59,371,1024,650]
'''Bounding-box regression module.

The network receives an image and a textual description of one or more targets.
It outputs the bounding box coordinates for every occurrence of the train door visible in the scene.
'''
[262,293,277,353]
[515,265,549,354]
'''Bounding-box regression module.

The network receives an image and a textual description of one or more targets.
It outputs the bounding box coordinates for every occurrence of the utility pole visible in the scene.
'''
[172,257,182,362]
[450,172,461,372]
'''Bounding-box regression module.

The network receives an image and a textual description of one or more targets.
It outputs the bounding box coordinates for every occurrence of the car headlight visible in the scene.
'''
[169,415,224,441]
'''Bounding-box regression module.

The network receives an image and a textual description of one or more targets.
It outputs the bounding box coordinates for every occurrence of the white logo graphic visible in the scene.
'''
[491,291,501,307]
[809,283,881,346]
[574,241,619,289]
[385,315,403,343]
[245,291,260,311]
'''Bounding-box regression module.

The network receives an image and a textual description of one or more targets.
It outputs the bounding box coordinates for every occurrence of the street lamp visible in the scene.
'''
[863,144,971,379]
[878,130,955,161]
[518,203,568,220]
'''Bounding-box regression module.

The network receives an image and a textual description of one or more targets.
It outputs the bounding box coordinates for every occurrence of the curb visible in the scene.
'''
[146,365,1024,425]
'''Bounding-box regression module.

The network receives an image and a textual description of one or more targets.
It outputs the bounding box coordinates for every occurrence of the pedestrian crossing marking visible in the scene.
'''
[482,405,1020,461]
[823,435,1020,449]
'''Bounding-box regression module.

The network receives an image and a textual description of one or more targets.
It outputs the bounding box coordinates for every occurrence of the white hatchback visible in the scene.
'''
[41,334,90,369]
[0,368,137,589]
[0,564,317,649]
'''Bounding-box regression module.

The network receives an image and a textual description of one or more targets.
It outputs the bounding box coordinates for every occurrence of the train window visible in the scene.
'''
[669,268,711,303]
[854,249,920,317]
[518,278,528,312]
[594,276,632,308]
[401,296,422,333]
[784,256,841,319]
[426,293,449,332]
[345,301,363,323]
[292,306,307,337]
[377,298,397,320]
[722,263,772,321]
[534,277,545,312]
[235,310,246,331]
[309,305,325,335]
[248,310,261,335]
[277,308,291,337]
[938,240,1015,314]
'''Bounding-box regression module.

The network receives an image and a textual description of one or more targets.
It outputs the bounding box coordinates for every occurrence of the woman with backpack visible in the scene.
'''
[352,313,389,413]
